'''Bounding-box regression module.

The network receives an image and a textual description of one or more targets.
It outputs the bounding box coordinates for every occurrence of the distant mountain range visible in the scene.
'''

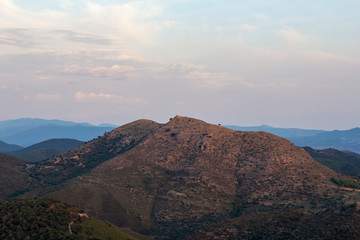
[2,118,360,153]
[225,125,360,153]
[7,138,85,162]
[0,140,22,152]
[225,124,325,138]
[0,118,117,147]
[292,128,360,153]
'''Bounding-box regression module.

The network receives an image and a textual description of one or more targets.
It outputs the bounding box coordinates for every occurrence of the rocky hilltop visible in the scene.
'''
[31,119,162,187]
[20,116,356,239]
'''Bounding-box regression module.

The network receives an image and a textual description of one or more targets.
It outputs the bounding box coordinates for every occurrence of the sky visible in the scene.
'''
[1,0,360,130]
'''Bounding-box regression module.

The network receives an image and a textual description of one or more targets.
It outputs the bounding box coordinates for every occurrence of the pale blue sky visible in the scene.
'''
[1,0,359,129]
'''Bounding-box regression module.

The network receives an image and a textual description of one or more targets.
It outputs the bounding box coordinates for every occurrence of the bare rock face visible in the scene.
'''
[32,116,348,238]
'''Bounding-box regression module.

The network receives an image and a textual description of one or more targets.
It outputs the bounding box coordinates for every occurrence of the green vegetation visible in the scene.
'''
[9,138,85,162]
[31,134,138,186]
[30,120,161,188]
[0,198,138,240]
[0,153,36,198]
[75,218,138,240]
[189,204,360,239]
[304,147,360,189]
[0,198,76,240]
[304,147,360,179]
[11,148,63,162]
[331,178,360,189]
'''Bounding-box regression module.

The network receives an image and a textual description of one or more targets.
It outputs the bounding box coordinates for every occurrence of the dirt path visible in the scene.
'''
[68,220,74,234]
[68,212,89,234]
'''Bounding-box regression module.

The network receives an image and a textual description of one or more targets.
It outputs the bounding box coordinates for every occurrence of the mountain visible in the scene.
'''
[0,153,36,198]
[0,117,94,128]
[0,198,139,240]
[292,128,360,153]
[226,125,360,153]
[19,116,356,239]
[225,124,325,139]
[0,118,116,147]
[98,123,119,128]
[0,118,92,136]
[304,146,360,179]
[28,119,162,188]
[0,140,23,152]
[8,138,85,162]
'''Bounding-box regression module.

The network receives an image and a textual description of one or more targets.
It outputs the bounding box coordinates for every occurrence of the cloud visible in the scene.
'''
[82,1,163,44]
[51,30,114,45]
[240,24,258,32]
[303,51,360,65]
[185,71,241,89]
[0,28,36,47]
[0,0,23,21]
[167,63,204,73]
[0,0,67,29]
[75,92,146,104]
[182,69,279,90]
[277,29,308,44]
[101,55,144,62]
[62,64,135,78]
[24,93,60,102]
[0,1,166,53]
[0,28,120,50]
[254,13,269,21]
[0,31,20,45]
[58,0,73,9]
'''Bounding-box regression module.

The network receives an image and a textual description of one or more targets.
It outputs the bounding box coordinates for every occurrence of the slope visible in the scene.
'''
[304,147,360,179]
[0,153,36,198]
[8,138,85,162]
[0,198,138,240]
[187,203,360,240]
[0,140,23,152]
[29,119,162,188]
[30,116,349,239]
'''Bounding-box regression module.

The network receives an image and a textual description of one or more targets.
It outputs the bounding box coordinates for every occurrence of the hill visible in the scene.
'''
[0,153,36,198]
[225,124,324,139]
[0,140,23,152]
[29,119,163,188]
[0,198,138,240]
[187,203,360,239]
[8,138,85,162]
[293,128,360,153]
[0,118,92,137]
[225,125,360,153]
[22,116,356,239]
[0,118,116,147]
[304,147,360,179]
